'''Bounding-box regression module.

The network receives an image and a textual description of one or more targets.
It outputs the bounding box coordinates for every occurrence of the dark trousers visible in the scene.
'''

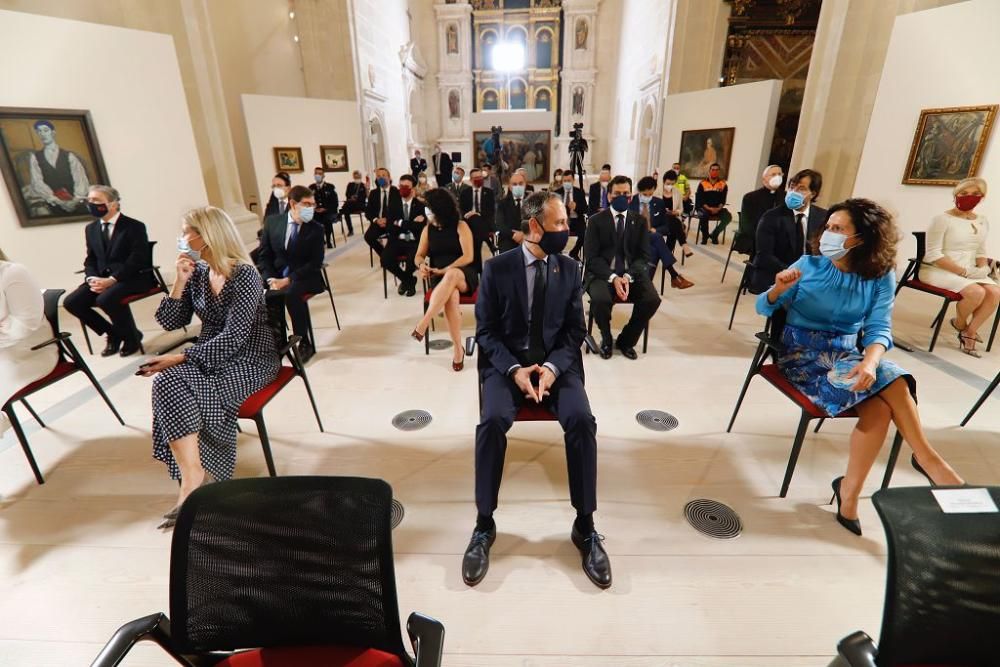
[64,280,146,341]
[648,230,677,277]
[466,213,495,271]
[697,208,732,240]
[435,173,450,187]
[364,222,387,255]
[475,367,597,516]
[658,214,686,252]
[568,217,586,259]
[586,278,661,347]
[265,275,324,342]
[381,238,418,285]
[318,213,335,246]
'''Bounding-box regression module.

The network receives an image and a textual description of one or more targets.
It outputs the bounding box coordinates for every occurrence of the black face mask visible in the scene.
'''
[87,202,109,218]
[536,228,570,256]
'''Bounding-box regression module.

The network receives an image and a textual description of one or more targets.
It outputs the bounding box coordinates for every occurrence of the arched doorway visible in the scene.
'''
[635,104,655,180]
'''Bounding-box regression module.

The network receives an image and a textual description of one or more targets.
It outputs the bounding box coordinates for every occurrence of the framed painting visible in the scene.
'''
[678,127,736,180]
[273,146,304,173]
[0,107,111,228]
[903,105,998,185]
[320,145,349,172]
[472,130,550,185]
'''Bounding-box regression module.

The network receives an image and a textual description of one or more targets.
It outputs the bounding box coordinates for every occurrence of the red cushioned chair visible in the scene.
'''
[829,486,1000,667]
[2,289,124,484]
[895,230,1000,353]
[237,333,323,477]
[422,283,477,355]
[76,241,180,355]
[91,476,445,667]
[727,317,904,497]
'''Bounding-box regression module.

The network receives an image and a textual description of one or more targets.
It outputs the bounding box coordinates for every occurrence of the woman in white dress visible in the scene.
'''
[919,177,998,357]
[0,250,59,436]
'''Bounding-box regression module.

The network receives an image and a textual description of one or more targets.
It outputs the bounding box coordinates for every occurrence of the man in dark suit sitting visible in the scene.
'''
[558,171,589,261]
[341,170,367,236]
[64,184,153,357]
[382,174,426,296]
[464,190,611,590]
[310,166,339,249]
[256,185,325,362]
[588,166,611,215]
[631,176,693,290]
[583,175,662,359]
[751,168,828,294]
[737,164,785,257]
[443,166,466,201]
[364,167,403,259]
[495,171,528,254]
[459,167,497,266]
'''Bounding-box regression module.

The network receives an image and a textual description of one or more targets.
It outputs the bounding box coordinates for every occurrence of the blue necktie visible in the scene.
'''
[282,223,299,277]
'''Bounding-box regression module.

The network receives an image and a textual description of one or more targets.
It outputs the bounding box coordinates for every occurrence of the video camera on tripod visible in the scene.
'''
[568,122,588,191]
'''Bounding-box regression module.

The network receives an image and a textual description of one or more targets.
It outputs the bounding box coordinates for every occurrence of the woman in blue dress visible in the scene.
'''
[757,198,964,536]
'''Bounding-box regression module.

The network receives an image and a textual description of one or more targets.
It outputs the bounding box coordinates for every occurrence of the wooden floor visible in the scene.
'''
[1,231,998,666]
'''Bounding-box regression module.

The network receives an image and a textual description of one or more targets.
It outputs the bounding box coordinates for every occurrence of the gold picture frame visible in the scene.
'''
[320,145,349,172]
[273,146,304,173]
[902,105,997,186]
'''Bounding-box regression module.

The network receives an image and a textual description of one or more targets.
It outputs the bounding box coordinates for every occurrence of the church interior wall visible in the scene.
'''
[241,93,366,211]
[659,79,782,205]
[853,0,1000,270]
[0,9,208,288]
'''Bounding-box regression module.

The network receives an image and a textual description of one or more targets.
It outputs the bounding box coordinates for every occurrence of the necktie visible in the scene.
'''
[381,191,387,217]
[614,214,626,275]
[529,258,546,364]
[474,189,480,214]
[404,201,410,221]
[795,213,806,253]
[101,221,111,247]
[640,201,649,223]
[601,187,607,209]
[282,223,299,277]
[515,199,521,219]
[279,200,286,215]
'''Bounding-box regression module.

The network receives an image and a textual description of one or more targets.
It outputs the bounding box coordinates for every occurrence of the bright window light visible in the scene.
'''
[492,41,524,72]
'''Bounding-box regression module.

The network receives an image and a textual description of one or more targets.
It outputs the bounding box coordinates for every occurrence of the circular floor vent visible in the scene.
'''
[392,410,432,431]
[684,499,742,539]
[428,339,453,350]
[390,498,405,529]
[636,409,679,432]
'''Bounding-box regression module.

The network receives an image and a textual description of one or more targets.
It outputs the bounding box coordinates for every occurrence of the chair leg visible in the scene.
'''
[721,237,736,283]
[585,307,594,353]
[423,299,430,355]
[4,406,44,484]
[928,298,950,352]
[382,267,388,299]
[728,276,746,331]
[20,398,45,428]
[299,371,325,433]
[987,307,1000,352]
[813,418,826,434]
[370,245,375,268]
[880,430,904,489]
[253,415,278,477]
[660,264,666,295]
[727,340,766,432]
[779,412,812,498]
[73,345,125,425]
[81,322,93,355]
[642,322,649,354]
[961,370,1000,426]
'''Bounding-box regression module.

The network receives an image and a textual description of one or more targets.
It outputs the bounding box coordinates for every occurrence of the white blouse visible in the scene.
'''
[0,261,59,406]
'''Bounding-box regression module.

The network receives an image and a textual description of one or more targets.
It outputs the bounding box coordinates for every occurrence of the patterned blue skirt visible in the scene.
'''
[777,325,912,417]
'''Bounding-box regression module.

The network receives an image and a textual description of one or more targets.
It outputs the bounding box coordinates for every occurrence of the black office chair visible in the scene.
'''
[91,476,444,667]
[727,259,757,330]
[722,211,751,283]
[828,486,1000,666]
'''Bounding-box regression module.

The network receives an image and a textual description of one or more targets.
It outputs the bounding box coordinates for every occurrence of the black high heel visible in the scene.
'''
[830,477,862,536]
[911,455,936,486]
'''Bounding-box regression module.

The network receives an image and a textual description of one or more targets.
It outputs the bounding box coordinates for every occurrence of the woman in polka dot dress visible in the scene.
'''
[139,206,279,528]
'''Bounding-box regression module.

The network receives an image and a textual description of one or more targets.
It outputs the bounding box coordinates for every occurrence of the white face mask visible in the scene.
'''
[273,187,286,200]
[819,231,860,261]
[768,174,784,190]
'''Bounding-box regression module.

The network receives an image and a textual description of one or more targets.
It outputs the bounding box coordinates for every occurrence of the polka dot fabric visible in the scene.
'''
[152,263,279,481]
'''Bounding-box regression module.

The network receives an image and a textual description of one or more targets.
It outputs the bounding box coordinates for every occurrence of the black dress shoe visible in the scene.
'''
[571,525,612,589]
[404,281,417,297]
[101,335,122,357]
[397,281,407,295]
[119,332,143,357]
[615,340,638,360]
[298,343,316,364]
[599,338,613,360]
[462,525,496,586]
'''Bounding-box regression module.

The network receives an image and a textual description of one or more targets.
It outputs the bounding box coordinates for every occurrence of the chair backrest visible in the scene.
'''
[42,289,65,338]
[911,231,927,281]
[169,476,408,658]
[871,486,1000,666]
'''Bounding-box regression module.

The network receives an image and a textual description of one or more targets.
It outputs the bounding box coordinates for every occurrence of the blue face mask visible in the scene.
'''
[298,206,315,223]
[610,195,630,212]
[314,174,323,184]
[639,194,652,205]
[511,184,526,198]
[819,230,859,261]
[177,236,201,262]
[785,190,806,210]
[376,177,388,188]
[452,173,462,183]
[563,182,573,191]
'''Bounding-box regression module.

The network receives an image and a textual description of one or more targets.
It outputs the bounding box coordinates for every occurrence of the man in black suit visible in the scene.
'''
[751,168,828,294]
[588,166,611,215]
[263,172,291,218]
[382,174,426,296]
[558,171,589,260]
[257,185,326,362]
[431,143,453,187]
[459,167,497,265]
[737,164,785,257]
[495,171,528,253]
[464,190,611,590]
[443,166,466,201]
[310,166,339,249]
[410,149,427,179]
[64,185,153,357]
[340,170,367,237]
[583,175,661,359]
[364,167,403,258]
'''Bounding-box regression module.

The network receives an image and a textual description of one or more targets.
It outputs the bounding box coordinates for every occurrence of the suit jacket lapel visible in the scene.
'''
[512,250,529,327]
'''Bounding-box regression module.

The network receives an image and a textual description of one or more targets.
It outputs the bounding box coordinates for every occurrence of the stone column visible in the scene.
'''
[666,0,730,95]
[434,0,474,168]
[790,0,967,204]
[557,0,600,176]
[179,0,259,241]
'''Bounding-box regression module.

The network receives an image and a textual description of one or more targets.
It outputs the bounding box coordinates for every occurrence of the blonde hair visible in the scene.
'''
[953,177,987,197]
[181,206,252,277]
